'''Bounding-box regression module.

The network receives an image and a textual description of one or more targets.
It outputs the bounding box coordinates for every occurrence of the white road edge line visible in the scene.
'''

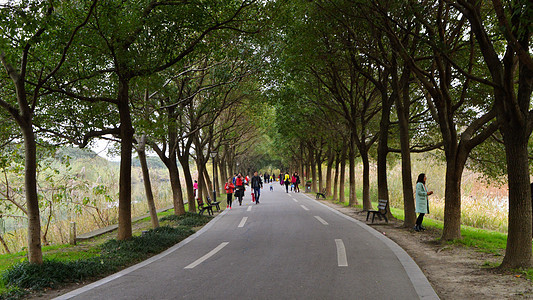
[300,205,309,211]
[238,217,248,228]
[247,206,252,212]
[314,216,329,225]
[301,193,439,299]
[54,209,229,299]
[184,242,229,269]
[335,239,348,267]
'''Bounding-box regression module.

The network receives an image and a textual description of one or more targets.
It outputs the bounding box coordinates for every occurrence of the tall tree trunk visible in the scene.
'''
[348,137,358,206]
[317,150,323,193]
[137,135,159,229]
[377,93,391,207]
[178,154,195,212]
[339,145,346,204]
[325,148,334,196]
[310,147,317,193]
[501,128,532,268]
[169,153,185,215]
[117,81,134,240]
[361,149,371,210]
[333,152,340,201]
[395,64,416,228]
[22,125,42,263]
[441,149,468,240]
[203,165,214,200]
[196,160,205,205]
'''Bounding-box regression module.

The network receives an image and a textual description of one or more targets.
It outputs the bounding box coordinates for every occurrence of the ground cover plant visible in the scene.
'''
[0,211,212,299]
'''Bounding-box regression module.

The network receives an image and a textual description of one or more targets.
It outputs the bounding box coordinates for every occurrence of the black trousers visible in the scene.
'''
[226,193,232,207]
[416,213,425,226]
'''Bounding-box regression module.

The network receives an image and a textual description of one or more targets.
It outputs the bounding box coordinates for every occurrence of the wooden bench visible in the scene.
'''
[366,199,389,223]
[316,188,327,199]
[206,196,221,211]
[197,198,213,216]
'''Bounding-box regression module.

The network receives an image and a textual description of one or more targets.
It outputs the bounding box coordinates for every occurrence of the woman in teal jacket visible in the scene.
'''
[415,173,433,232]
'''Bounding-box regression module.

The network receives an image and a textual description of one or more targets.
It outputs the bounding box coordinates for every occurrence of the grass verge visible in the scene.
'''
[0,210,212,299]
[326,195,533,280]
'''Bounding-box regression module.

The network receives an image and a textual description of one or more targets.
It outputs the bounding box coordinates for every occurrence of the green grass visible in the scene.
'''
[0,206,206,299]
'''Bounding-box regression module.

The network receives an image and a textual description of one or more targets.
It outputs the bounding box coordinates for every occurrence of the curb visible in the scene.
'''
[302,193,440,300]
[54,209,228,300]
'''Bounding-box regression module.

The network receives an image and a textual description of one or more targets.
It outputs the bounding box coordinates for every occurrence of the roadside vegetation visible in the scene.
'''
[0,210,212,299]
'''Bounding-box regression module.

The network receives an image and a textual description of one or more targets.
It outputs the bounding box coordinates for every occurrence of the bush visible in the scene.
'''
[1,226,194,297]
[160,212,212,227]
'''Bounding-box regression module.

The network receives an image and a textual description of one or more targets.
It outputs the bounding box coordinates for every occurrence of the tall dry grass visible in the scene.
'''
[347,153,509,233]
[0,158,174,255]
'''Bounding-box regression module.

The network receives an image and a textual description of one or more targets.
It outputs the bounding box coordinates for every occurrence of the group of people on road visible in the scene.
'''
[224,172,265,209]
[208,169,433,232]
[222,170,303,209]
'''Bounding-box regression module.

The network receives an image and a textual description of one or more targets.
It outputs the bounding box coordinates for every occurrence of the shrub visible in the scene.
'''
[1,226,194,298]
[160,212,212,227]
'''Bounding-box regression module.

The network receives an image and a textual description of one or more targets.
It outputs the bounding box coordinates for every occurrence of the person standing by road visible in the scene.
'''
[235,173,245,206]
[414,173,433,232]
[224,178,235,209]
[284,172,291,193]
[251,171,263,204]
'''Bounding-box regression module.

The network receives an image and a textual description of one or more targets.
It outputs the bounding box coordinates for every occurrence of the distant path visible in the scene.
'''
[56,185,438,299]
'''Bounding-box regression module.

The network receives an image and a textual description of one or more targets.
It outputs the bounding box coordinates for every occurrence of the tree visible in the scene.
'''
[449,0,533,268]
[0,0,97,263]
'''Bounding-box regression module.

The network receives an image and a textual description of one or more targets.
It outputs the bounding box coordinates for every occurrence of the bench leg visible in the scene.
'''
[372,212,376,223]
[383,214,388,223]
[366,211,371,221]
[199,208,205,216]
[207,207,213,216]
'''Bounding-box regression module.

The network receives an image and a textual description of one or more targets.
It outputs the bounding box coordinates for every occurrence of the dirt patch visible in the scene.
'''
[318,199,533,299]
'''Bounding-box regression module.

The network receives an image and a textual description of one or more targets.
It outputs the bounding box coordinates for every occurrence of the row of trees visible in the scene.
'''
[0,0,275,264]
[266,0,532,269]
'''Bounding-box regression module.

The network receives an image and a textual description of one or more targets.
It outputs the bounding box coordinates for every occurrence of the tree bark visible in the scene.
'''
[310,147,317,193]
[136,135,159,229]
[317,149,324,193]
[396,83,416,228]
[339,144,346,204]
[441,148,468,240]
[500,128,532,268]
[361,150,371,210]
[325,148,334,196]
[332,152,340,201]
[117,80,134,240]
[22,124,43,263]
[348,136,358,206]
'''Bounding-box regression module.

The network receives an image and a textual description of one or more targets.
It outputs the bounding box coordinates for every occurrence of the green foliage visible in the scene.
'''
[1,226,193,296]
[159,212,212,227]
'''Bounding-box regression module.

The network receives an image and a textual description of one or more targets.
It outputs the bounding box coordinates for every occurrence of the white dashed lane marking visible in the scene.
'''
[184,242,229,269]
[314,216,329,225]
[335,239,348,267]
[238,217,248,228]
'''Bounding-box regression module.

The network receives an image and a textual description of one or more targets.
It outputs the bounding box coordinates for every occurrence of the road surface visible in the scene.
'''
[56,184,438,299]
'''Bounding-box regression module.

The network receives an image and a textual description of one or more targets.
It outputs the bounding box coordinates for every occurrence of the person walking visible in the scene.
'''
[293,172,301,193]
[414,173,433,232]
[284,172,291,193]
[193,180,198,199]
[251,171,263,204]
[235,173,245,206]
[224,178,235,209]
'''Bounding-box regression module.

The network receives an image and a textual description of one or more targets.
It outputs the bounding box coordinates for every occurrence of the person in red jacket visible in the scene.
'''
[224,178,235,209]
[235,173,245,206]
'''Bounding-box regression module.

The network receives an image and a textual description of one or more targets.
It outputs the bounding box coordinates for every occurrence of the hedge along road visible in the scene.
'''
[55,184,438,300]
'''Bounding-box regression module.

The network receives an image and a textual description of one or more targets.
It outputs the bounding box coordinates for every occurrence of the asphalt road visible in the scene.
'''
[56,184,439,300]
